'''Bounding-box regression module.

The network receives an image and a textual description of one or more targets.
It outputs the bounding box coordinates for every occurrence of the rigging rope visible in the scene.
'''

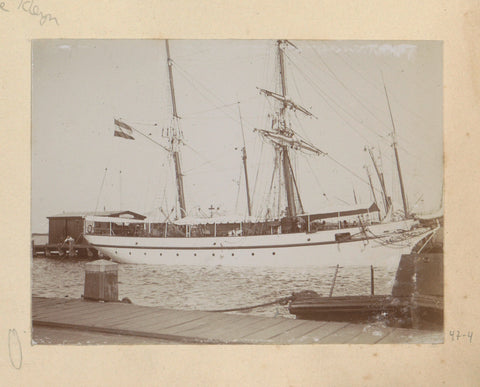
[302,156,329,201]
[172,62,250,128]
[128,121,160,127]
[182,98,257,119]
[365,228,428,249]
[321,43,433,159]
[251,139,264,204]
[119,170,122,209]
[94,168,108,213]
[234,164,243,213]
[307,43,395,135]
[205,295,293,313]
[285,46,439,176]
[128,125,171,153]
[286,55,385,146]
[325,154,384,196]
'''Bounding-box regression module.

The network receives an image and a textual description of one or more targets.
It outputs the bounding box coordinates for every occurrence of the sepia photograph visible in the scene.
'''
[31,39,443,345]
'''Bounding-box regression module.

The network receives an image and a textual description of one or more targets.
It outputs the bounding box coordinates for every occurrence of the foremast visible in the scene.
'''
[238,102,252,217]
[165,40,187,219]
[256,40,325,218]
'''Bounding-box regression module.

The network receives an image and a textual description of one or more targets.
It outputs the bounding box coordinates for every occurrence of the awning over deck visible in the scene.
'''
[305,203,380,222]
[85,216,147,224]
[85,203,380,226]
[50,210,146,220]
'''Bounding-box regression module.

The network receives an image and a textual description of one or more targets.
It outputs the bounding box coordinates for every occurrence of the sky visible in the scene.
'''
[31,40,443,233]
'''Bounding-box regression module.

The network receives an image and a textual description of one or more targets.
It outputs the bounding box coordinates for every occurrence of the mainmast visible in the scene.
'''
[277,40,298,217]
[255,40,325,219]
[165,40,186,218]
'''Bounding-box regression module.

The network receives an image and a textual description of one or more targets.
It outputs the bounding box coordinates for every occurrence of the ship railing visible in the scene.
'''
[84,215,377,238]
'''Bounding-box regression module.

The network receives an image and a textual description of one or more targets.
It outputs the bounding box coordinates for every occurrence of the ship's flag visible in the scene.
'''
[114,119,135,140]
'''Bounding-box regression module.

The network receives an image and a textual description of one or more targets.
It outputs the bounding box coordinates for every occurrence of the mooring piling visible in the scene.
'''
[83,259,119,302]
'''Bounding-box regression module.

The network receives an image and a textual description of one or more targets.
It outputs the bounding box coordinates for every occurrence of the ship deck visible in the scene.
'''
[32,297,443,344]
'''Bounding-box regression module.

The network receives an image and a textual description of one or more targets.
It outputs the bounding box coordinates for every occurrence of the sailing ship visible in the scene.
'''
[83,40,436,267]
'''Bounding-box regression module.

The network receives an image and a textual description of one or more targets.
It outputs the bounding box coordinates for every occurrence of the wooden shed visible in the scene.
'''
[47,211,146,244]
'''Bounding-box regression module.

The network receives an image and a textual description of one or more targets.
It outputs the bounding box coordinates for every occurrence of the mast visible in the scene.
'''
[364,165,379,210]
[282,147,297,217]
[165,40,186,218]
[365,146,390,213]
[255,40,324,219]
[382,77,409,218]
[392,135,408,218]
[237,102,252,217]
[277,40,297,217]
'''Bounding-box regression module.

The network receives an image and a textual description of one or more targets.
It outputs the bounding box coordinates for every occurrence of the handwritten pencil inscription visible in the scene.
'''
[0,0,58,25]
[449,330,473,343]
[8,329,22,370]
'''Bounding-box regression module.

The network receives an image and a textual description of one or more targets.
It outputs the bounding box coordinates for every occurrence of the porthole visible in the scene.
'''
[251,252,255,256]
[115,251,118,254]
[129,252,131,255]
[160,253,162,256]
[135,242,138,245]
[144,252,147,255]
[231,253,234,256]
[176,253,179,256]
[307,238,311,242]
[194,253,197,256]
[272,252,276,255]
[212,253,215,256]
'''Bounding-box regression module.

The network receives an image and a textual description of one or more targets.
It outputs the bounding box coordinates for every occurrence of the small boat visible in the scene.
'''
[289,248,443,329]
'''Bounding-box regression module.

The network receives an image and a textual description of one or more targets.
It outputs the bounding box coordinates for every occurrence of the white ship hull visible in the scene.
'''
[84,220,433,267]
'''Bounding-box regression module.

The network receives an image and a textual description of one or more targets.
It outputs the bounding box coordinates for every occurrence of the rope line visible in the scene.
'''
[205,296,293,313]
[94,168,108,213]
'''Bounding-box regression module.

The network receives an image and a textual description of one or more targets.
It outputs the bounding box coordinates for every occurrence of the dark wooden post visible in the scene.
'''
[84,259,118,302]
[67,236,75,257]
[329,264,340,297]
[370,265,375,296]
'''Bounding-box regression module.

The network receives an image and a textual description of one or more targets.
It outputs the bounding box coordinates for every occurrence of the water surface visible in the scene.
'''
[32,257,397,318]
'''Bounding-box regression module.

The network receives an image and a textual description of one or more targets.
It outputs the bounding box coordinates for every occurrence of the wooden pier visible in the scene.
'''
[32,240,99,259]
[32,297,443,344]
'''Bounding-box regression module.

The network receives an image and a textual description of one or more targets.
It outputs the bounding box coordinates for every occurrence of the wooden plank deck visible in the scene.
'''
[32,297,443,344]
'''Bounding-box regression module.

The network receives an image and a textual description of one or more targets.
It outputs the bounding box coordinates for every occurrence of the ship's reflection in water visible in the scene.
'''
[32,258,396,319]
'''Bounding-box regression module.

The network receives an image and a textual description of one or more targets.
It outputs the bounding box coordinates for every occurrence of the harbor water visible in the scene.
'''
[32,257,397,319]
